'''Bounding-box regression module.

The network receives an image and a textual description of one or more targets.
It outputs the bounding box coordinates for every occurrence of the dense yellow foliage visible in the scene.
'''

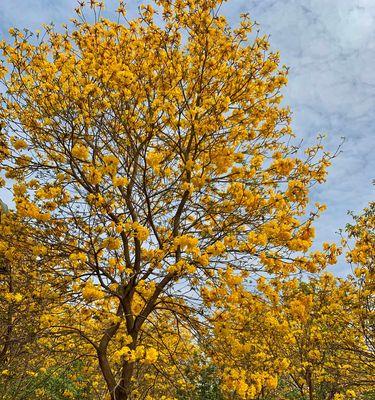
[0,1,373,400]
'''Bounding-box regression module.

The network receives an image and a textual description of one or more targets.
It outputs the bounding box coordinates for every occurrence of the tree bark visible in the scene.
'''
[112,360,136,400]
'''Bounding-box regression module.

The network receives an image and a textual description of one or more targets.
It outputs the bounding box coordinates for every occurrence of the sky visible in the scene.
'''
[0,0,374,275]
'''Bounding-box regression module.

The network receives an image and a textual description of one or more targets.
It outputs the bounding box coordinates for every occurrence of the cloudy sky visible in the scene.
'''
[0,0,374,274]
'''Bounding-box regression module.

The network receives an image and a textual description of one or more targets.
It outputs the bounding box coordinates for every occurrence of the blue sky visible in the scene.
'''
[0,0,374,275]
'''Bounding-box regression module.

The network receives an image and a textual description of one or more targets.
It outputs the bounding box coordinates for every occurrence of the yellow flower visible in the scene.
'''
[144,348,158,364]
[146,151,163,173]
[103,237,121,250]
[13,138,28,150]
[113,176,128,187]
[13,293,23,302]
[72,143,90,160]
[266,375,278,389]
[82,281,105,301]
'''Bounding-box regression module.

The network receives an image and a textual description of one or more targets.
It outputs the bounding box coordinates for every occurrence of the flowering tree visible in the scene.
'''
[0,1,339,399]
[205,203,375,400]
[0,210,85,399]
[344,202,375,396]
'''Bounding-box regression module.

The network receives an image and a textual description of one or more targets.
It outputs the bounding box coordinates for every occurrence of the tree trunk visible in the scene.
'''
[111,361,135,400]
[307,369,314,400]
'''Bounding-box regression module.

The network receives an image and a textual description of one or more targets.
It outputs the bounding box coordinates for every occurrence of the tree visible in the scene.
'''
[207,271,374,400]
[0,0,336,398]
[204,203,375,400]
[343,202,375,398]
[0,209,49,398]
[0,208,100,400]
[270,274,373,400]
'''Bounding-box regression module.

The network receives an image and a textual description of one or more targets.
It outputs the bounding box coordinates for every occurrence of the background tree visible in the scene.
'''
[343,202,375,399]
[272,274,373,400]
[0,209,49,398]
[0,0,337,398]
[206,263,374,399]
[0,209,98,400]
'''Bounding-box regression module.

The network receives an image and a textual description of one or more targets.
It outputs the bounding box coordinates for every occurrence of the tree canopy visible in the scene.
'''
[0,1,373,400]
